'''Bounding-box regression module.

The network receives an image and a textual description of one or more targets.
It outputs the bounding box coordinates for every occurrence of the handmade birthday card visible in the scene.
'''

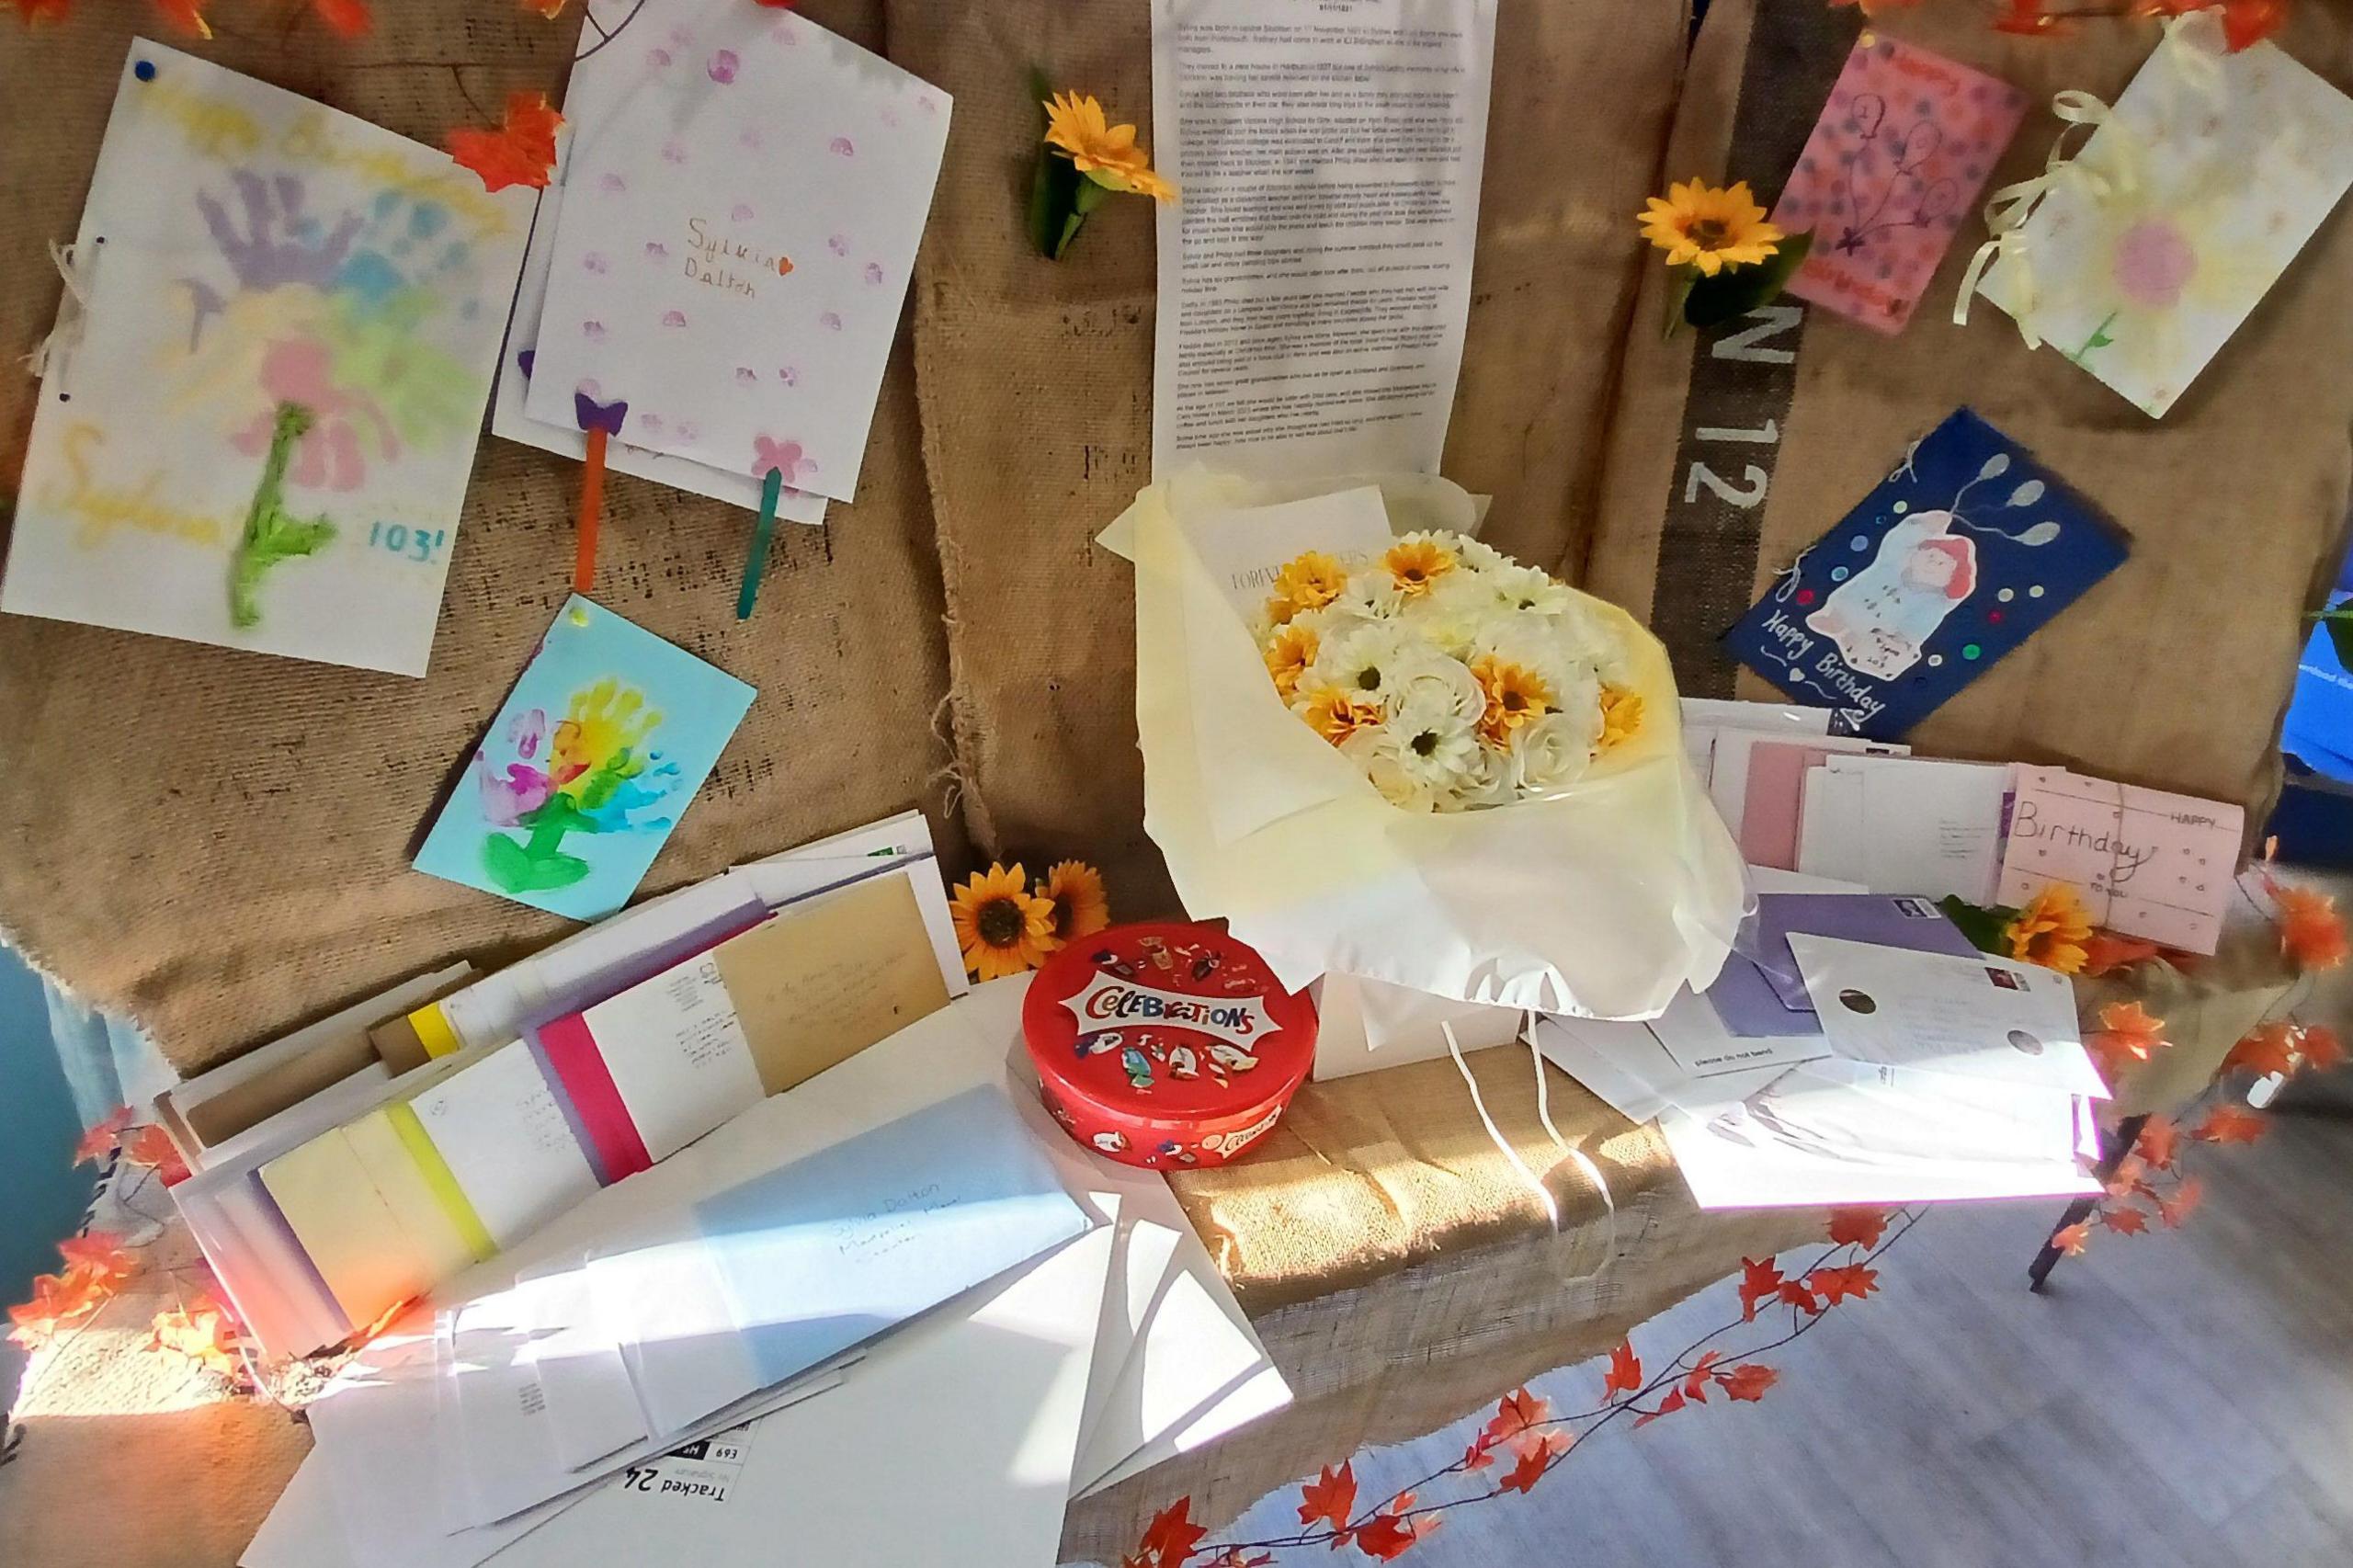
[1995,767,2242,954]
[1771,34,2027,334]
[1968,16,2353,417]
[0,42,531,676]
[1723,409,2129,738]
[414,596,754,919]
[524,0,950,504]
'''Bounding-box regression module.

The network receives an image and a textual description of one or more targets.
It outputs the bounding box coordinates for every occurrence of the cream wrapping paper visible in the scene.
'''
[1120,471,1747,1019]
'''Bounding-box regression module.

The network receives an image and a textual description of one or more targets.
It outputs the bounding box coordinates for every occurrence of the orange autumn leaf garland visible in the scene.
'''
[1136,1210,1909,1566]
[152,0,211,37]
[311,0,371,36]
[2,0,73,23]
[448,91,563,194]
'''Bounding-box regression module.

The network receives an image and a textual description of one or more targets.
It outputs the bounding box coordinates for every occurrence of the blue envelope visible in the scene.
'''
[690,1084,1090,1390]
[1711,893,1982,1036]
[1721,409,2129,739]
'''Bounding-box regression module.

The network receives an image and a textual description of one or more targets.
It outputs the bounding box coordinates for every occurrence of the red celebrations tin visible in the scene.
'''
[1022,922,1318,1170]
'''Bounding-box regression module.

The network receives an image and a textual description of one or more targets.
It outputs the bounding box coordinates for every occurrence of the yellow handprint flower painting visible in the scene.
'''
[413,597,756,918]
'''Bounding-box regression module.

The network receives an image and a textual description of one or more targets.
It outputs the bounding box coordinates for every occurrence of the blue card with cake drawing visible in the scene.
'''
[1721,409,2129,739]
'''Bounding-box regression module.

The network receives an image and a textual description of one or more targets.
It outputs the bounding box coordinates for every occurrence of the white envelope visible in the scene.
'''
[1789,936,2109,1101]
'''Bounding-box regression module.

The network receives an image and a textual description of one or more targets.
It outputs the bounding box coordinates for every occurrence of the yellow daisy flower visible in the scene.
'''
[1471,656,1552,745]
[1382,536,1457,597]
[1264,622,1318,700]
[1597,684,1643,751]
[1638,179,1784,278]
[2006,883,2094,976]
[1042,91,1177,203]
[1292,681,1382,747]
[950,861,1059,981]
[1267,551,1348,624]
[1038,860,1111,946]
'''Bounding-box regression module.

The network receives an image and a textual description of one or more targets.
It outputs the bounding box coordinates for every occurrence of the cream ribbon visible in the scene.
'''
[1952,90,2126,347]
[1441,1017,1624,1288]
[23,239,96,380]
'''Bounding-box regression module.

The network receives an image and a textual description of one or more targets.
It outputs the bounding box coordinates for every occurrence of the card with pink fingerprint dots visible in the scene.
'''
[529,0,950,503]
[1769,34,2026,335]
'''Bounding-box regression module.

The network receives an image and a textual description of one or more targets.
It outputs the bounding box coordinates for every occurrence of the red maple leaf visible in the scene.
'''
[2185,0,2290,52]
[2081,931,2162,976]
[7,1267,109,1349]
[57,1233,138,1291]
[2298,1024,2344,1072]
[3,0,73,23]
[1602,1339,1642,1400]
[1461,1439,1494,1471]
[1353,1500,1438,1562]
[1477,1388,1552,1451]
[2157,1176,2204,1228]
[1716,1362,1779,1403]
[1681,1349,1723,1403]
[521,0,571,16]
[1778,1279,1823,1317]
[2224,1021,2300,1078]
[2133,1116,2180,1171]
[448,91,564,194]
[1633,1385,1687,1428]
[148,1301,242,1378]
[151,0,210,35]
[313,0,372,36]
[2086,1001,2168,1082]
[1991,0,2074,34]
[1806,1263,1880,1305]
[2194,1105,2267,1145]
[1825,1206,1890,1250]
[1141,1500,1207,1568]
[2052,1220,2094,1256]
[1498,1431,1569,1494]
[1297,1462,1357,1538]
[2100,1204,2151,1235]
[119,1124,189,1185]
[1736,1256,1783,1322]
[74,1106,131,1165]
[753,0,799,7]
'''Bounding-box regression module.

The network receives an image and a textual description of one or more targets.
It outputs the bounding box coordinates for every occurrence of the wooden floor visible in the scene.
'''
[1214,1093,2353,1568]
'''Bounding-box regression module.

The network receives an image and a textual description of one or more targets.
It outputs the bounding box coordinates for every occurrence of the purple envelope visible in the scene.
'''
[1711,893,1980,1036]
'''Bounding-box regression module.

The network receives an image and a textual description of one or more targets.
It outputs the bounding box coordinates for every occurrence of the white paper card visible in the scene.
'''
[528,0,949,501]
[581,952,764,1164]
[1823,754,2010,903]
[1648,984,1831,1080]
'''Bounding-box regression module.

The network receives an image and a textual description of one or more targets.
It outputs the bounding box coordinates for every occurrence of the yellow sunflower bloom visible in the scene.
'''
[1597,684,1643,751]
[1038,860,1111,946]
[1292,681,1381,747]
[2006,883,2094,975]
[1382,536,1457,597]
[950,861,1059,981]
[1638,178,1784,278]
[1471,656,1552,745]
[1264,622,1319,699]
[1267,551,1348,624]
[1042,91,1177,203]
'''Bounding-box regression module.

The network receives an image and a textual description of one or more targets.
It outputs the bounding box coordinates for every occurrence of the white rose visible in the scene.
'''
[1388,652,1486,724]
[1509,710,1597,796]
[1452,736,1520,810]
[1340,726,1438,812]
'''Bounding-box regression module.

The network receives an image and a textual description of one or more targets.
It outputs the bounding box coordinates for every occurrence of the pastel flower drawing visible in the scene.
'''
[708,49,739,84]
[752,435,816,483]
[480,679,682,894]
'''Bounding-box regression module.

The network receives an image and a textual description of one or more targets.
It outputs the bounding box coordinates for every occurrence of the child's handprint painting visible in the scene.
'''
[0,43,532,676]
[415,597,754,919]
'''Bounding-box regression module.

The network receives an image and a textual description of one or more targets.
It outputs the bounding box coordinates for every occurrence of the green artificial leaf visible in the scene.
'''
[1026,65,1092,260]
[2322,611,2353,671]
[1937,894,2018,958]
[1663,266,1698,339]
[1682,230,1814,332]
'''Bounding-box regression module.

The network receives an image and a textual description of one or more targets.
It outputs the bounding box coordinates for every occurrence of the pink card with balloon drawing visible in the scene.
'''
[1769,35,2026,335]
[527,0,949,504]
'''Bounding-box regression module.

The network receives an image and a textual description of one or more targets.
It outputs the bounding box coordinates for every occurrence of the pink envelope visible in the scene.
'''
[1995,767,2243,955]
[1770,35,2027,334]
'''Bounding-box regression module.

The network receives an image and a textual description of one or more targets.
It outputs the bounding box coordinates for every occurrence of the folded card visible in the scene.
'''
[526,0,949,501]
[1969,17,2353,418]
[0,42,530,675]
[1772,34,2026,334]
[1722,409,2129,738]
[1995,766,2242,954]
[413,595,754,921]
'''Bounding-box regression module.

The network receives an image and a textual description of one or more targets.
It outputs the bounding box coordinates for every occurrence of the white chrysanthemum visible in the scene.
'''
[1384,690,1482,796]
[1324,568,1407,630]
[1308,621,1418,707]
[1485,562,1577,617]
[1509,710,1597,797]
[1449,534,1510,574]
[1406,572,1499,660]
[1340,726,1437,812]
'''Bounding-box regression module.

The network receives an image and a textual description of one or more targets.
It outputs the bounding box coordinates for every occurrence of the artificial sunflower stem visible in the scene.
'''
[737,466,784,620]
[574,426,607,594]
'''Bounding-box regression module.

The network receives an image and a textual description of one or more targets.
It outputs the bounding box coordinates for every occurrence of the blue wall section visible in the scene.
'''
[0,948,94,1311]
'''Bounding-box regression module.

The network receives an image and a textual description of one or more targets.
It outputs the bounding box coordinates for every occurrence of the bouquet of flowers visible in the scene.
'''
[1113,471,1745,1026]
[1258,530,1644,812]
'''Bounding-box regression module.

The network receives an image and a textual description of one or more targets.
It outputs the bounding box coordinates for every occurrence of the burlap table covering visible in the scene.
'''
[1586,0,2353,823]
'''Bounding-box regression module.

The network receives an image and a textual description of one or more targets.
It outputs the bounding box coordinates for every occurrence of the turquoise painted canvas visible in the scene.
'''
[414,595,754,919]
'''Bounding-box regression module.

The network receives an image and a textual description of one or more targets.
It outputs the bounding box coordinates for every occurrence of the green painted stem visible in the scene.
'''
[228,402,338,630]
